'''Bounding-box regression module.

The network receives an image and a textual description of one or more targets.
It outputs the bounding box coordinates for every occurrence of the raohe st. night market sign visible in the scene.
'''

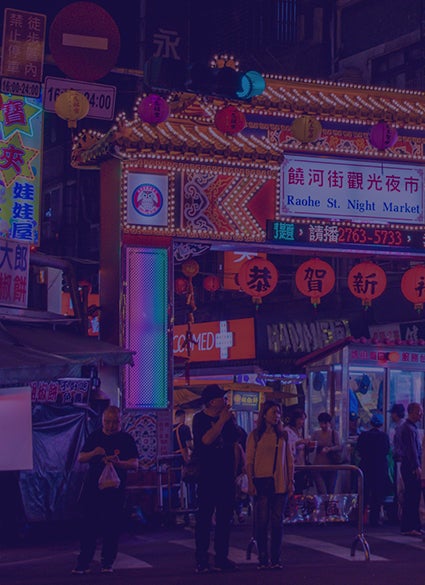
[281,154,424,224]
[0,91,42,244]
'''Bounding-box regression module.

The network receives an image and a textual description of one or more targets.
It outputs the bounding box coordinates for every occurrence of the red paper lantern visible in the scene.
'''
[368,121,398,150]
[238,257,278,306]
[175,277,189,295]
[348,261,387,308]
[181,259,200,278]
[203,275,220,292]
[214,105,246,135]
[295,258,335,307]
[401,265,425,312]
[138,94,169,124]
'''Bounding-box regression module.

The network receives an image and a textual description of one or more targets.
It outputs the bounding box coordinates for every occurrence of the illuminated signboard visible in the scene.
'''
[0,92,42,245]
[350,347,425,367]
[267,220,425,252]
[231,391,259,411]
[173,318,256,362]
[0,237,29,308]
[125,246,168,409]
[281,154,424,225]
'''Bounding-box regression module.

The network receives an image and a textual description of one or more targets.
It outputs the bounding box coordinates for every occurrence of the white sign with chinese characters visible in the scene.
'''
[0,238,29,308]
[281,154,424,224]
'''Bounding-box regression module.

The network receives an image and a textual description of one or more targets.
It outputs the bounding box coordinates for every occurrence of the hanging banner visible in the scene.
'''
[0,237,29,308]
[281,154,424,224]
[29,378,90,404]
[0,92,43,244]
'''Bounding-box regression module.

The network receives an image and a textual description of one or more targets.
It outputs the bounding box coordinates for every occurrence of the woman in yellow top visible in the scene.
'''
[246,401,294,570]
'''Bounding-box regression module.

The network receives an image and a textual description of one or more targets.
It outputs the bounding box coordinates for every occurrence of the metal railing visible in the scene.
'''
[157,454,197,514]
[247,463,370,561]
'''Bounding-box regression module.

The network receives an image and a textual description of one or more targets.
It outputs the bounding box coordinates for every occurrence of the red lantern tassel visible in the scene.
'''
[252,296,262,310]
[362,299,371,310]
[311,296,320,309]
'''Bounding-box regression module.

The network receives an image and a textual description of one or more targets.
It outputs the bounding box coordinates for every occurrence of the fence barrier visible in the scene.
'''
[247,463,370,561]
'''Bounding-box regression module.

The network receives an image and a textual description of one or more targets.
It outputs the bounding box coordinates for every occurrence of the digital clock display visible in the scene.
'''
[267,220,425,250]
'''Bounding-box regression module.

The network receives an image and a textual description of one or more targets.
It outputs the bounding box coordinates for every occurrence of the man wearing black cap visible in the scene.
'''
[192,384,239,573]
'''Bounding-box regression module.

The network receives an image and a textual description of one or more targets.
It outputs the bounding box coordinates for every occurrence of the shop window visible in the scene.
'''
[348,367,385,434]
[388,369,424,431]
[308,370,329,434]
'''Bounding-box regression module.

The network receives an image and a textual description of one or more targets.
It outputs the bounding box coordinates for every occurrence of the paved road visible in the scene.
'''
[2,519,425,585]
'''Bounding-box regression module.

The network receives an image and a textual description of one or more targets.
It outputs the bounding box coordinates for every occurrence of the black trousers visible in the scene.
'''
[400,465,421,533]
[254,492,288,565]
[77,488,125,569]
[363,475,386,526]
[195,480,234,565]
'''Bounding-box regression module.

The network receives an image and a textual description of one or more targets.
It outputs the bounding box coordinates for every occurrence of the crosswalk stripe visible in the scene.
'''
[93,551,152,569]
[169,539,257,564]
[169,536,388,563]
[284,534,388,562]
[372,532,425,551]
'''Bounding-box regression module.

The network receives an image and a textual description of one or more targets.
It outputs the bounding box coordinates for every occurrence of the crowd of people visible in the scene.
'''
[73,392,425,575]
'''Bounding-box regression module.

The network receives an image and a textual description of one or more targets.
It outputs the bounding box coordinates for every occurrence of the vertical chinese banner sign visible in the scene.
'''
[0,91,42,244]
[0,237,30,308]
[1,9,46,84]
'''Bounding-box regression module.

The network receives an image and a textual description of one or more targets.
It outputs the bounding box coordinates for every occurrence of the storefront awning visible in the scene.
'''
[0,323,135,386]
[295,337,353,367]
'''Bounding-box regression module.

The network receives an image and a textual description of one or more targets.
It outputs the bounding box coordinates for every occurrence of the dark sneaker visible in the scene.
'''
[270,562,283,570]
[257,563,269,570]
[214,559,238,572]
[101,566,114,574]
[71,566,91,575]
[195,563,210,574]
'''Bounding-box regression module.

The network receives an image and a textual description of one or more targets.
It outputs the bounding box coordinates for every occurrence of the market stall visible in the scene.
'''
[296,336,425,441]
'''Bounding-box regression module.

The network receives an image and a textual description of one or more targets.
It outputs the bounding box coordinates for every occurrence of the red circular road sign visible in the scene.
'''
[49,2,120,81]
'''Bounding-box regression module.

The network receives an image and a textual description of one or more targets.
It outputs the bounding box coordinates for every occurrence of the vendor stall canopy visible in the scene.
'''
[0,322,134,386]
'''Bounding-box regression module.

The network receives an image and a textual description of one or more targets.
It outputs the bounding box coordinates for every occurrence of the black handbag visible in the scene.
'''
[253,476,275,496]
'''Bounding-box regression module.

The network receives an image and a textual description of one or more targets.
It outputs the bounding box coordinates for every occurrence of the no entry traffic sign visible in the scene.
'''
[49,1,120,81]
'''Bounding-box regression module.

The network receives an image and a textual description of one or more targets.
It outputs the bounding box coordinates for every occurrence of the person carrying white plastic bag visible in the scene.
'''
[98,461,121,490]
[72,406,138,575]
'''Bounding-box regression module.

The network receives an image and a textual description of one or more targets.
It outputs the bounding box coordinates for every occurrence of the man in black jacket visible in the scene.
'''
[192,384,239,573]
[356,413,390,526]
